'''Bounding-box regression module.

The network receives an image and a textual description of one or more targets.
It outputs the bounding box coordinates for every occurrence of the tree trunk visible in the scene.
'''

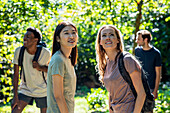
[132,0,143,54]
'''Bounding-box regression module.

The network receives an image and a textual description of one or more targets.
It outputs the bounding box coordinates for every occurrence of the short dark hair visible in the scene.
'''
[137,30,152,43]
[27,27,42,44]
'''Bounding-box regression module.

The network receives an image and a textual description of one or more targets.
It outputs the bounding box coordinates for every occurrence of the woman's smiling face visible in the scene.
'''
[58,25,78,49]
[100,27,119,50]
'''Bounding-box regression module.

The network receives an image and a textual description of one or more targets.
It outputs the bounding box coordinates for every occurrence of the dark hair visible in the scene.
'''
[27,27,42,44]
[52,21,78,66]
[142,34,151,42]
[137,30,152,43]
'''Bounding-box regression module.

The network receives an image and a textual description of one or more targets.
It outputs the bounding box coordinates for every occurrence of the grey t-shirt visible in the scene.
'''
[103,54,141,113]
[47,51,76,113]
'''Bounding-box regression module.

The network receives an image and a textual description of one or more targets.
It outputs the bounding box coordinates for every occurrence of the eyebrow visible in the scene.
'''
[24,34,29,37]
[102,32,114,34]
[63,29,76,32]
[25,32,32,36]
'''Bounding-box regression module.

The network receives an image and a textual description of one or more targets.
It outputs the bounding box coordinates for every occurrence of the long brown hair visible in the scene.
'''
[52,21,78,66]
[95,25,124,82]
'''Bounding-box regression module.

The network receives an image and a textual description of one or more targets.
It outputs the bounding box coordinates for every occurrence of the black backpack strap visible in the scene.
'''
[118,52,137,98]
[33,47,42,62]
[33,47,47,85]
[42,72,47,84]
[119,52,154,112]
[18,46,25,66]
[141,68,154,100]
[18,46,26,83]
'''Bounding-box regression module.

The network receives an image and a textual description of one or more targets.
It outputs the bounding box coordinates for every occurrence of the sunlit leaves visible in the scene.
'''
[154,82,170,112]
[86,88,108,112]
[0,0,61,103]
[0,0,169,105]
[165,16,170,22]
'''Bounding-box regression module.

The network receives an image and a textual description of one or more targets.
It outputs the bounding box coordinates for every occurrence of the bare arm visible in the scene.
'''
[32,61,48,72]
[153,66,161,99]
[11,64,19,109]
[130,70,146,113]
[52,74,69,113]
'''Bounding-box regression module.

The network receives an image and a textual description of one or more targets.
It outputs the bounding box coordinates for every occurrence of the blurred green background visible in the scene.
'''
[0,0,169,112]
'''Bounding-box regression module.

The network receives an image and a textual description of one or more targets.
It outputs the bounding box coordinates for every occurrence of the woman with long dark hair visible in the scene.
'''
[95,25,146,113]
[47,21,78,113]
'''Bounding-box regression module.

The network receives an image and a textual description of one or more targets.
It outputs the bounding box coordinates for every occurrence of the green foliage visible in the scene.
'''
[0,0,60,103]
[0,34,20,104]
[148,15,170,81]
[154,82,170,113]
[76,85,90,97]
[85,83,170,113]
[74,97,89,113]
[86,88,108,112]
[0,0,169,104]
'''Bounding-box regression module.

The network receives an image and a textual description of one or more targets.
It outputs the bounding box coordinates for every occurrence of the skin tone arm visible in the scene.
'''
[153,66,162,99]
[11,64,19,110]
[32,61,48,72]
[52,74,69,113]
[130,70,146,113]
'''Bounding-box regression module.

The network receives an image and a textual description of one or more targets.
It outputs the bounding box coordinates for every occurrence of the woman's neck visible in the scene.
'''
[60,46,72,58]
[106,49,119,61]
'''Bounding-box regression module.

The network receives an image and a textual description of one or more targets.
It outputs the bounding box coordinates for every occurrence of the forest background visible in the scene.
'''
[0,0,169,112]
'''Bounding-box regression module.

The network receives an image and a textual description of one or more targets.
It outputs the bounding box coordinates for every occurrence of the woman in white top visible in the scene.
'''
[47,21,78,113]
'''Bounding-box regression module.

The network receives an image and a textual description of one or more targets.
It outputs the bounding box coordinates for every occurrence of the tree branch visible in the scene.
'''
[144,0,150,4]
[108,0,112,10]
[140,14,166,24]
[132,0,143,54]
[108,0,115,24]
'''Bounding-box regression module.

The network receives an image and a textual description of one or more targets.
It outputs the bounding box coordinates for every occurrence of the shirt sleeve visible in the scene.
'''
[39,47,51,65]
[124,54,141,74]
[51,58,65,77]
[13,47,21,65]
[155,51,162,67]
[134,47,140,59]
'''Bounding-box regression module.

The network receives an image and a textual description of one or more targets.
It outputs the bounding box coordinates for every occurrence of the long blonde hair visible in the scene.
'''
[95,25,124,82]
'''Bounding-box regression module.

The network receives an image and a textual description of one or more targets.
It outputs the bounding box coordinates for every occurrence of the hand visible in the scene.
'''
[152,90,158,100]
[11,97,19,110]
[32,61,41,71]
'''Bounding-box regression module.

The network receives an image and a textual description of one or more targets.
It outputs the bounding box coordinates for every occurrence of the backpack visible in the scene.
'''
[18,42,47,85]
[118,52,154,113]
